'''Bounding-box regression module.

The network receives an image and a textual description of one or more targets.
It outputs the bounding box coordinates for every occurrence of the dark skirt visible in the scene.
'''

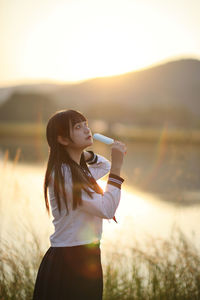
[32,242,103,300]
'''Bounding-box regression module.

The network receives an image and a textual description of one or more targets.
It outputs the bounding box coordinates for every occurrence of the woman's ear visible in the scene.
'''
[57,135,69,146]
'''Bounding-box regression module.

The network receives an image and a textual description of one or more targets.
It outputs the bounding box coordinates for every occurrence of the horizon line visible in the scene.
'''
[0,54,199,89]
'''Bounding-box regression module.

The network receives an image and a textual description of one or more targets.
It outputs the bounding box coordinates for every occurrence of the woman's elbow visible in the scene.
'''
[102,208,116,219]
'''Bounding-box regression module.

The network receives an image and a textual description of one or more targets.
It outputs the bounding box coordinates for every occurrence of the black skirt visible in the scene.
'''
[32,242,103,300]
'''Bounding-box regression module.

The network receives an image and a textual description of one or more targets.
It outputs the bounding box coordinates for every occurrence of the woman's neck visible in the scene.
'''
[65,147,83,165]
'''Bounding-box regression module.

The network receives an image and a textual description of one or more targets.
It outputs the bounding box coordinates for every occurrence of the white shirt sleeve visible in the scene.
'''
[80,181,123,219]
[83,151,125,219]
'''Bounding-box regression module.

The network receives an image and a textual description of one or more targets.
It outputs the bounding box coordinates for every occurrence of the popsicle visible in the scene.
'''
[93,133,114,145]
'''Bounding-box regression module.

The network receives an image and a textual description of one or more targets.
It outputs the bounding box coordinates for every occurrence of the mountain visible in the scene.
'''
[0,58,200,128]
[0,83,60,105]
[0,92,58,123]
[54,58,200,112]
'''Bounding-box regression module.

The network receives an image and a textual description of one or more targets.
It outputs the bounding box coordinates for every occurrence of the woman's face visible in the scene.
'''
[70,120,93,149]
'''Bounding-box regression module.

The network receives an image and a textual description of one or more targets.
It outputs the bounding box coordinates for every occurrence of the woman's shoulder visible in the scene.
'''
[60,163,72,179]
[50,163,71,180]
[61,162,70,171]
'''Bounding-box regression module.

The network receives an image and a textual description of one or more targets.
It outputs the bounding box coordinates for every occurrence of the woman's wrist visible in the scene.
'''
[110,166,121,177]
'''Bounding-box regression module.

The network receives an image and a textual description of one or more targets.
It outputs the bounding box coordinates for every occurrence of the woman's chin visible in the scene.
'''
[86,138,93,145]
[81,137,93,149]
[87,140,93,146]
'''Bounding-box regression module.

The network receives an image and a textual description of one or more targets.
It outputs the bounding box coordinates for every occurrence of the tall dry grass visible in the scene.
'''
[103,228,200,299]
[0,148,46,299]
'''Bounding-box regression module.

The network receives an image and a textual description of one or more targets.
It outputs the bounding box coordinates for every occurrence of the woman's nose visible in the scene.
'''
[85,126,90,133]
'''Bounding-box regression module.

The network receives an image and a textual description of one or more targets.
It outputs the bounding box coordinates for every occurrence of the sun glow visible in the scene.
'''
[21,1,184,82]
[1,0,200,85]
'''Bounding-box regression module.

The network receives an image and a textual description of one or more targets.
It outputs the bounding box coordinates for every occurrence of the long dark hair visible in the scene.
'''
[44,109,103,216]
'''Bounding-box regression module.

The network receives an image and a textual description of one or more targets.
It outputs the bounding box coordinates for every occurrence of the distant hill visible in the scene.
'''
[53,59,200,124]
[0,58,200,128]
[0,92,58,123]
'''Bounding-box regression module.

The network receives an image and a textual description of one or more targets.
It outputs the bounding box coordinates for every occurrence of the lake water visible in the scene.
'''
[0,138,200,256]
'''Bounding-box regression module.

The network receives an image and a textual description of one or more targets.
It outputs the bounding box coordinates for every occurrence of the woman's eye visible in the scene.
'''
[75,122,88,129]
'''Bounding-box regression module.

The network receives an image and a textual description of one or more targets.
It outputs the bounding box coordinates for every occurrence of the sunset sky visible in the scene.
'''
[0,0,200,86]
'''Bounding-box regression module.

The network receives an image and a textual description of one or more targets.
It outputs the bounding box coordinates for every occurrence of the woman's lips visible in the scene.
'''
[86,136,92,139]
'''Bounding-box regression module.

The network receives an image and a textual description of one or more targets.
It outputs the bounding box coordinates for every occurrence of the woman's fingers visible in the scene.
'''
[112,140,127,155]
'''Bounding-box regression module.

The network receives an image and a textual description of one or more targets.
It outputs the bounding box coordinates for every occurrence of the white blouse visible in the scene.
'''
[48,152,124,247]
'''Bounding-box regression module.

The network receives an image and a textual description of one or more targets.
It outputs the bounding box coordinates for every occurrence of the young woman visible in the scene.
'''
[32,109,127,300]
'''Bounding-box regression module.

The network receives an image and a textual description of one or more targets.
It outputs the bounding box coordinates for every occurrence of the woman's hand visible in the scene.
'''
[110,140,127,176]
